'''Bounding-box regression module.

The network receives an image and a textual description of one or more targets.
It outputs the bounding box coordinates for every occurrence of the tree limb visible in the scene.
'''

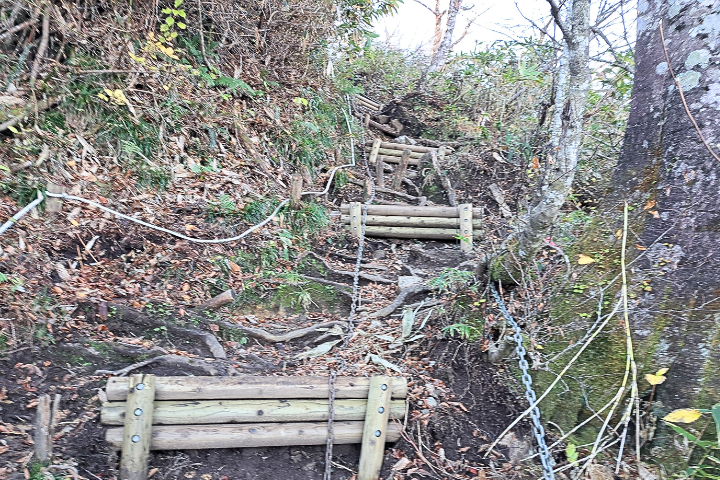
[369,284,433,318]
[0,18,36,42]
[546,0,571,40]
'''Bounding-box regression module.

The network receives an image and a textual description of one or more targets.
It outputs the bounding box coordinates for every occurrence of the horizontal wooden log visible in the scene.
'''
[346,225,482,240]
[106,421,401,450]
[340,204,482,218]
[370,148,424,159]
[374,155,419,166]
[341,215,481,229]
[364,141,449,154]
[101,399,406,425]
[106,376,408,401]
[356,96,381,109]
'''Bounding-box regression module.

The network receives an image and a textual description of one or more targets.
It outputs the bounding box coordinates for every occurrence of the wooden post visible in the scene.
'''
[34,395,52,465]
[368,139,381,164]
[358,376,392,480]
[391,149,411,191]
[458,203,473,252]
[290,174,303,210]
[375,158,385,188]
[363,177,373,202]
[363,113,371,128]
[349,202,362,239]
[438,145,447,162]
[45,183,64,213]
[120,374,156,480]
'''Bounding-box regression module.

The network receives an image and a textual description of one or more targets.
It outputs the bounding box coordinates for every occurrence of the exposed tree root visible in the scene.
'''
[369,284,434,318]
[94,354,220,377]
[299,275,353,297]
[299,251,393,284]
[218,320,345,343]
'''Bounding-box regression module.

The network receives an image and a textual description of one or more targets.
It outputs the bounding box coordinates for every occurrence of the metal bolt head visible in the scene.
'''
[131,435,141,443]
[136,383,145,390]
[374,430,382,437]
[378,406,385,413]
[380,384,388,391]
[134,408,143,416]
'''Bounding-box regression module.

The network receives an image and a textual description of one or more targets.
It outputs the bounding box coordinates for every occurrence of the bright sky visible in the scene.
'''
[373,0,553,53]
[373,0,637,55]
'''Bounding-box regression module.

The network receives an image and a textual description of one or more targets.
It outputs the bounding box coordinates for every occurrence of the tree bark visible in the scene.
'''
[605,0,720,460]
[491,0,590,279]
[427,0,461,73]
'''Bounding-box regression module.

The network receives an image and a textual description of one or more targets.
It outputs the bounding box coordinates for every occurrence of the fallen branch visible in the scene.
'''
[29,11,50,87]
[0,18,37,42]
[369,284,433,318]
[219,320,345,343]
[195,289,236,312]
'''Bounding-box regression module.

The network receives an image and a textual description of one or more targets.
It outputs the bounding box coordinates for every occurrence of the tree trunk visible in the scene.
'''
[427,0,461,73]
[605,0,720,463]
[490,0,590,279]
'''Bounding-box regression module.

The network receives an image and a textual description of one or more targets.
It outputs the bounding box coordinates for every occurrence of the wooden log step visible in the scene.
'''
[356,95,381,109]
[340,204,482,218]
[101,399,406,425]
[105,421,402,450]
[373,155,419,167]
[364,141,450,154]
[345,225,482,240]
[106,376,408,401]
[340,215,481,229]
[371,148,424,159]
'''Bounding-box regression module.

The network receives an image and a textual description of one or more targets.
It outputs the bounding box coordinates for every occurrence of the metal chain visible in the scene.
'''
[323,369,337,480]
[491,285,555,480]
[324,98,377,480]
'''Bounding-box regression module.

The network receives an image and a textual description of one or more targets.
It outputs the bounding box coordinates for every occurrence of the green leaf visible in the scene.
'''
[160,24,169,32]
[712,403,720,444]
[174,0,183,7]
[177,22,187,29]
[7,125,19,134]
[566,443,579,466]
[162,7,172,14]
[667,422,698,442]
[177,10,186,17]
[165,16,175,26]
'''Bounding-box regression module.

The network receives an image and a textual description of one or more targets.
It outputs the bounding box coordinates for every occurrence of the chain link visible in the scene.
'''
[491,285,555,480]
[324,98,377,480]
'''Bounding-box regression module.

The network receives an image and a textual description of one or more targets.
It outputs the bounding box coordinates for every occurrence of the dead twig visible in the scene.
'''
[0,18,36,42]
[29,11,49,87]
[659,20,720,163]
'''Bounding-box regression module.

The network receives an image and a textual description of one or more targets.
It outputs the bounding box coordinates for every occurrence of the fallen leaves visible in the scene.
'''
[577,254,595,265]
[645,367,668,385]
[663,408,702,423]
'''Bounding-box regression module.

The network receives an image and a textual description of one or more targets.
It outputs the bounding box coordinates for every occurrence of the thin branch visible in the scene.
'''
[545,0,571,40]
[411,0,440,15]
[659,19,720,163]
[29,11,49,87]
[0,18,36,42]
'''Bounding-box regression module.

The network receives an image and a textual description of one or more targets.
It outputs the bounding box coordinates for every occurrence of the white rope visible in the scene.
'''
[0,191,44,236]
[2,100,359,243]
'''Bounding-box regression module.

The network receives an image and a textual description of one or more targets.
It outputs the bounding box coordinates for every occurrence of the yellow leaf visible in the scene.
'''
[577,254,596,265]
[663,409,702,423]
[535,344,544,350]
[656,367,669,376]
[645,374,666,385]
[70,219,79,227]
[615,229,622,239]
